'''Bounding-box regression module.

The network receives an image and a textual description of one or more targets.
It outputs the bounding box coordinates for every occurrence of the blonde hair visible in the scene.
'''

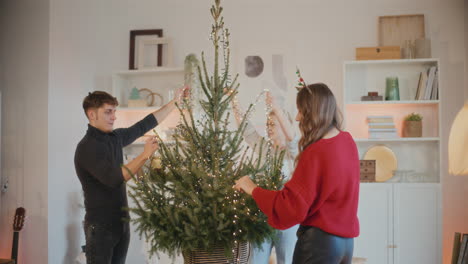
[295,83,342,164]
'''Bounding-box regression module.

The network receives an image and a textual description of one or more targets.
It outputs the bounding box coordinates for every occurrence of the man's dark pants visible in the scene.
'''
[84,221,130,264]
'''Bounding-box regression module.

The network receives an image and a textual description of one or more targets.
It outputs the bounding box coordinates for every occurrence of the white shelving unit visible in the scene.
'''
[354,137,439,143]
[344,59,442,264]
[112,67,184,108]
[354,183,441,264]
[117,106,162,112]
[347,100,439,105]
[115,67,184,76]
[343,58,441,183]
[112,67,185,147]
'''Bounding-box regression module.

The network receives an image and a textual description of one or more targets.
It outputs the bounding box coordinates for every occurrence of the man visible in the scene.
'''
[74,89,185,264]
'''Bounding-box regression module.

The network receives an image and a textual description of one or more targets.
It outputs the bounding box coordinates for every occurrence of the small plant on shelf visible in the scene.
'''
[404,112,423,121]
[403,113,423,137]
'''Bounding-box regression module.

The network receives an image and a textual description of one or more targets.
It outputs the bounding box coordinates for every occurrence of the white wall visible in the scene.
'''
[0,0,49,263]
[466,0,468,97]
[0,0,462,263]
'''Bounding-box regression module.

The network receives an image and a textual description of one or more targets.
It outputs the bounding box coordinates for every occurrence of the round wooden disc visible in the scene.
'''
[364,145,398,182]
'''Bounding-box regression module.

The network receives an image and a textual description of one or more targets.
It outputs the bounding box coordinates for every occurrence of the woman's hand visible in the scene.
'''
[233,176,258,196]
[223,87,236,96]
[265,91,274,107]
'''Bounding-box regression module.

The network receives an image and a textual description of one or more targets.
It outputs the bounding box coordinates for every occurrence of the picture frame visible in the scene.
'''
[378,14,425,47]
[137,37,173,69]
[129,29,163,70]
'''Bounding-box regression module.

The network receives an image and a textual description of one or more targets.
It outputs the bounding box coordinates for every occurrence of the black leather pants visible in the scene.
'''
[83,221,130,264]
[292,225,354,264]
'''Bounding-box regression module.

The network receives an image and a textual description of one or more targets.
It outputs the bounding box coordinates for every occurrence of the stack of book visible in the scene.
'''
[452,233,468,264]
[415,66,439,100]
[367,116,398,139]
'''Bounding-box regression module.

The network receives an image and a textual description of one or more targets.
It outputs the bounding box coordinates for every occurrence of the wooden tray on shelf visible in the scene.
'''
[379,14,425,47]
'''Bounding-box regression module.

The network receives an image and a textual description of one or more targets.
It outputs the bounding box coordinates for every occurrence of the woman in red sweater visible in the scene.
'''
[234,83,360,264]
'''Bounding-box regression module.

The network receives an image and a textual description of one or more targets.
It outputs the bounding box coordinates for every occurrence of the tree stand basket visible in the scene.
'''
[182,242,249,264]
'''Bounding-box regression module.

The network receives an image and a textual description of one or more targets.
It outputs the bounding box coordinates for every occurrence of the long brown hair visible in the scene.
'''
[295,83,342,164]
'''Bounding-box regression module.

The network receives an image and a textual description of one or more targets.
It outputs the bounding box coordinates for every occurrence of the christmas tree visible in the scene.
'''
[128,0,284,258]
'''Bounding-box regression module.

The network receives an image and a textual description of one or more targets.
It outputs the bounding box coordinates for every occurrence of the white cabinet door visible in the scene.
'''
[354,183,393,264]
[393,184,441,264]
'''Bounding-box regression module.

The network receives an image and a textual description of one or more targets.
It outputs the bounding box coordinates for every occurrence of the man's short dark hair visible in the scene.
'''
[83,91,119,117]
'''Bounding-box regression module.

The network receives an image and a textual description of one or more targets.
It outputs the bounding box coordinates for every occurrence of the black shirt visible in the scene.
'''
[74,114,158,224]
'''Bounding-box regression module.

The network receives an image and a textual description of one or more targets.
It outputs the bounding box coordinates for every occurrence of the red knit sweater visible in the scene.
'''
[252,131,360,238]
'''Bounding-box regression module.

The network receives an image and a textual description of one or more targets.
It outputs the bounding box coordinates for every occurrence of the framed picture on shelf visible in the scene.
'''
[378,14,425,47]
[129,29,163,70]
[137,37,173,69]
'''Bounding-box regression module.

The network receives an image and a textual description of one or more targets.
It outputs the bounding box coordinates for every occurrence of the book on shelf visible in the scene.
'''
[367,115,394,123]
[368,122,396,129]
[424,66,437,100]
[415,71,428,100]
[368,128,397,132]
[430,70,439,100]
[452,232,462,264]
[415,71,422,100]
[458,233,468,264]
[368,132,398,139]
[415,66,438,100]
[463,242,468,264]
[415,71,421,100]
[368,128,398,138]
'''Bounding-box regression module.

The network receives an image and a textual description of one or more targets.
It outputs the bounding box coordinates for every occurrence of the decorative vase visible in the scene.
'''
[403,121,422,137]
[415,38,431,58]
[385,77,400,101]
[182,242,249,264]
[401,40,415,59]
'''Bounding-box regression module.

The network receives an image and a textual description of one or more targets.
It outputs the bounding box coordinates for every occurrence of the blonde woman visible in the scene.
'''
[230,90,299,264]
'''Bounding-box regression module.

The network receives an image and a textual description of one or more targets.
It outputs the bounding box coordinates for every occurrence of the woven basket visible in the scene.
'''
[182,242,249,264]
[403,120,422,137]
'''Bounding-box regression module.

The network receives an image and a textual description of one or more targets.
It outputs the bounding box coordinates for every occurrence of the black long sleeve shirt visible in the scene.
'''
[74,114,158,224]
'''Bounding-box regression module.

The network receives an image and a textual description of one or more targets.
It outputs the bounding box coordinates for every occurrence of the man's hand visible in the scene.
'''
[143,136,159,160]
[152,86,186,122]
[233,176,258,196]
[121,136,159,182]
[174,86,190,104]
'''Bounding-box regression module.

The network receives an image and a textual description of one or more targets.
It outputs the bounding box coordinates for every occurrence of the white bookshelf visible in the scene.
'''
[117,106,162,112]
[346,100,439,105]
[112,67,185,151]
[343,59,441,183]
[112,67,184,108]
[354,137,440,143]
[115,67,184,76]
[344,58,437,65]
[347,59,443,264]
